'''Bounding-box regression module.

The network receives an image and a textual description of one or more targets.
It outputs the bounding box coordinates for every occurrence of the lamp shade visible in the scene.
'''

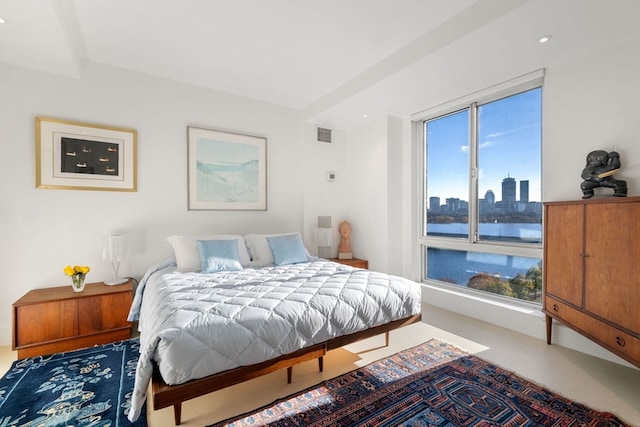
[316,228,332,247]
[102,234,130,262]
[103,234,130,285]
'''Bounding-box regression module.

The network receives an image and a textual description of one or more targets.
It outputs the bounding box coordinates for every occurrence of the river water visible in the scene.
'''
[426,223,541,287]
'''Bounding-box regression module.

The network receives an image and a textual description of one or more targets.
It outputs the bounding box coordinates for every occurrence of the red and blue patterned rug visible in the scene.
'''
[0,338,145,426]
[211,339,629,426]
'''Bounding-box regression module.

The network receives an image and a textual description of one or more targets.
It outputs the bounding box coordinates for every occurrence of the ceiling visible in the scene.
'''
[0,0,638,129]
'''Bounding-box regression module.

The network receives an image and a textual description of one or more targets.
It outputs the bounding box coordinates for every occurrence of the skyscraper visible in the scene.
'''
[502,176,516,211]
[502,177,516,203]
[520,180,529,203]
[429,196,440,213]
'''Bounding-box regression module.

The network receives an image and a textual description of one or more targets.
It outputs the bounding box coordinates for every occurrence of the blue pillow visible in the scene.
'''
[267,234,309,266]
[197,239,243,273]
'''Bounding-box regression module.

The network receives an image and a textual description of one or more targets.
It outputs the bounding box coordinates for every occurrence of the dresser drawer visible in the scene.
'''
[545,296,640,364]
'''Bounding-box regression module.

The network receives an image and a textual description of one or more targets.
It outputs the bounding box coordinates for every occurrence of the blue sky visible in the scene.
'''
[426,88,542,203]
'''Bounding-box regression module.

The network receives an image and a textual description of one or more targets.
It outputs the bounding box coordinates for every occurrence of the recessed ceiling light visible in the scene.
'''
[0,17,6,24]
[539,35,552,44]
[362,114,369,118]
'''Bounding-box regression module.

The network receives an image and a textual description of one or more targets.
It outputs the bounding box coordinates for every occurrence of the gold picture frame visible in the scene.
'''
[36,117,137,192]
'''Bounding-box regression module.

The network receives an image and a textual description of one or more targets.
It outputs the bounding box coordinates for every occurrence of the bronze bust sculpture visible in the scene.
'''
[580,150,627,198]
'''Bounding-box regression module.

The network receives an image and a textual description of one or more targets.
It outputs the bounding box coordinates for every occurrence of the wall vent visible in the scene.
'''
[316,126,332,143]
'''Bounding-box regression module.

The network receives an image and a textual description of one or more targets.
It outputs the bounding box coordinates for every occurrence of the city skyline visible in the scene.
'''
[427,164,542,205]
[426,88,542,204]
[429,176,535,206]
[428,177,543,217]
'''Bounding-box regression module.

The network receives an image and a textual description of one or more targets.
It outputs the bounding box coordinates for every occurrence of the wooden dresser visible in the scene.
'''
[12,280,134,358]
[543,197,639,367]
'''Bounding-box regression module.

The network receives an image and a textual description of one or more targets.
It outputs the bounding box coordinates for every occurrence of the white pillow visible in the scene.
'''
[245,232,310,267]
[167,235,251,272]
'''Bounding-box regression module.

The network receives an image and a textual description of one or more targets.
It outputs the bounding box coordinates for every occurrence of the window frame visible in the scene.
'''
[413,70,544,303]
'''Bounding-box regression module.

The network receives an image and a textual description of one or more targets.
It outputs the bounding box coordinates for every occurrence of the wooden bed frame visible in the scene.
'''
[151,313,422,425]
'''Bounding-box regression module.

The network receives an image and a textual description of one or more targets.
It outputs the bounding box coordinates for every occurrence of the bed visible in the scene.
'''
[126,233,422,424]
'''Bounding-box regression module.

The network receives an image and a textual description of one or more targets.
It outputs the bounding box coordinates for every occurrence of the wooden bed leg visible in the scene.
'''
[385,331,390,347]
[318,356,324,372]
[287,366,293,384]
[174,403,182,425]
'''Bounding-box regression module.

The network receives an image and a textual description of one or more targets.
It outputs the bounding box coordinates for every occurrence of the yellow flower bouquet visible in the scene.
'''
[64,265,91,292]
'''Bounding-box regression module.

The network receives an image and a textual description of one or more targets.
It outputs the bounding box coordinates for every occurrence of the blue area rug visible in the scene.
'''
[211,339,629,427]
[0,338,145,426]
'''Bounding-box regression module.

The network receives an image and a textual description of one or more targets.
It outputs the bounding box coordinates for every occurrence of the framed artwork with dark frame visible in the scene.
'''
[36,117,137,192]
[187,126,267,211]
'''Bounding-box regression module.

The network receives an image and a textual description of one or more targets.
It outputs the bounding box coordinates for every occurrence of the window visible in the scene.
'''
[418,72,543,304]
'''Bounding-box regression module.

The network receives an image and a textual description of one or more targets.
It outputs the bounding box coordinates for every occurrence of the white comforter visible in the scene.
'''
[127,259,422,421]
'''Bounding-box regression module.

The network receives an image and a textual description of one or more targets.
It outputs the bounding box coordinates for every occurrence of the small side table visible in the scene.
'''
[329,258,369,269]
[12,280,134,358]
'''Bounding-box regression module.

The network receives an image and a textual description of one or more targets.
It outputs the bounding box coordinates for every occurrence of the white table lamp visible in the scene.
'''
[316,216,333,259]
[103,234,130,285]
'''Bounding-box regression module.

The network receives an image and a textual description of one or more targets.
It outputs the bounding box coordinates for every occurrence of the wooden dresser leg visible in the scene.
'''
[318,356,324,372]
[174,403,182,425]
[545,315,552,345]
[287,366,293,384]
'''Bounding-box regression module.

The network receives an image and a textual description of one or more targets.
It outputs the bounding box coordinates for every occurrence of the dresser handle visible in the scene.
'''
[553,304,559,312]
[616,336,626,347]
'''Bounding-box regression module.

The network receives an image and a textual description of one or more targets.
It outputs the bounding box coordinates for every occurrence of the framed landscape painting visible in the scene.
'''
[187,126,267,210]
[36,117,137,192]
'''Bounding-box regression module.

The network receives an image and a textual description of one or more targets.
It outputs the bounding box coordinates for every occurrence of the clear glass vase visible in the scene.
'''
[71,274,86,292]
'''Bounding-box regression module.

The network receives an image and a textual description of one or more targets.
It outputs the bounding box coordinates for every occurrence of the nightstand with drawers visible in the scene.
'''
[329,258,369,269]
[12,280,134,358]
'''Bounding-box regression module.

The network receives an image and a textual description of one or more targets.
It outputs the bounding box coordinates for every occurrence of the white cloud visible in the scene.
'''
[479,141,495,149]
[486,131,509,138]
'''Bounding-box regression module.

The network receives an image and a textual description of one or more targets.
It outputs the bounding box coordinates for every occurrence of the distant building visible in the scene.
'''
[429,196,440,213]
[520,180,529,203]
[502,176,516,211]
[446,197,461,213]
[485,190,496,207]
[479,190,495,215]
[439,197,468,215]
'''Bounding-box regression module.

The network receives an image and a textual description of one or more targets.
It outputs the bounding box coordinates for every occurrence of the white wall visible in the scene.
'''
[342,116,409,276]
[345,119,389,272]
[300,124,350,257]
[386,116,407,276]
[543,38,640,201]
[300,117,411,273]
[0,62,304,346]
